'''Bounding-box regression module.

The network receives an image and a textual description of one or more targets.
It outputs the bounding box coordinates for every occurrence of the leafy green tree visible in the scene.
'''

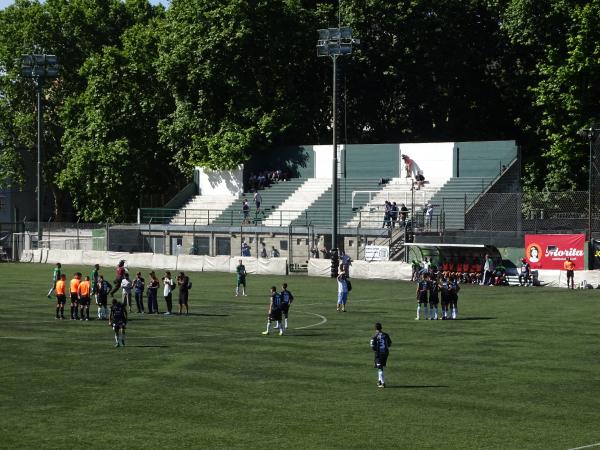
[157,0,326,171]
[0,0,159,219]
[58,17,174,221]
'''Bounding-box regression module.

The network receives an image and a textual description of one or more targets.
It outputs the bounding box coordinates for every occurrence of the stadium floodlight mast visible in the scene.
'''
[317,26,359,267]
[20,54,59,244]
[579,126,600,239]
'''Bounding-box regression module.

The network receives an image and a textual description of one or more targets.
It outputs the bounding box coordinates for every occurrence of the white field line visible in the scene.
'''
[567,443,600,450]
[293,311,327,330]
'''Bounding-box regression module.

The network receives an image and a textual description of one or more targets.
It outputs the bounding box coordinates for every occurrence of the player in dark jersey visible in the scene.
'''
[428,275,440,320]
[90,264,100,314]
[280,283,294,331]
[449,276,460,319]
[97,276,112,320]
[261,286,283,336]
[415,273,430,320]
[370,322,392,388]
[440,277,450,320]
[109,299,128,347]
[47,262,62,298]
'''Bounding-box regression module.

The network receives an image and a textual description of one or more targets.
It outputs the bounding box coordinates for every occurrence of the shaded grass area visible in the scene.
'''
[0,263,599,449]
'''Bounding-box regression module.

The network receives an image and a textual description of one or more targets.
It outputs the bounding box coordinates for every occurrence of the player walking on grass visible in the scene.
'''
[78,276,92,321]
[47,262,61,298]
[370,322,392,388]
[415,273,430,320]
[235,260,247,296]
[262,286,284,335]
[97,276,111,319]
[280,283,294,331]
[54,274,66,319]
[109,260,126,299]
[337,264,349,312]
[69,273,81,320]
[109,299,128,347]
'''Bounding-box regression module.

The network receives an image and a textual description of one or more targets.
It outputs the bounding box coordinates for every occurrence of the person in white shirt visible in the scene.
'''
[162,271,176,315]
[120,273,133,313]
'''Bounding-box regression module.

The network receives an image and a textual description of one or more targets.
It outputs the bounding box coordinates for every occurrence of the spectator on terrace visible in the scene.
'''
[242,199,250,224]
[310,247,319,259]
[414,171,426,190]
[260,242,268,258]
[399,203,408,225]
[270,246,280,258]
[241,242,251,257]
[401,154,421,179]
[424,202,433,231]
[390,202,399,228]
[320,247,331,259]
[254,190,262,213]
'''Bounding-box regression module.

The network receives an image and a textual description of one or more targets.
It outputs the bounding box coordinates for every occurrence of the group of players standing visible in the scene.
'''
[415,272,460,320]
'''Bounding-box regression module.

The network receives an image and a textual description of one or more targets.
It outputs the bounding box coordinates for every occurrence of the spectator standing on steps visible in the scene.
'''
[254,191,262,213]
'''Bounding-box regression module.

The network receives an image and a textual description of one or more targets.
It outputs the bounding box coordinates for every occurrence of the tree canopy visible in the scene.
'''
[0,0,597,221]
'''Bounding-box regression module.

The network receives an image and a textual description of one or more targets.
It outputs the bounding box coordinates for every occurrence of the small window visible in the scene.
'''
[249,237,254,244]
[296,238,302,245]
[348,240,354,247]
[280,240,288,251]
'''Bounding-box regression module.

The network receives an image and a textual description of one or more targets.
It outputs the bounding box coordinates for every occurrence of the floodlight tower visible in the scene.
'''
[20,54,59,244]
[581,126,600,239]
[317,26,359,267]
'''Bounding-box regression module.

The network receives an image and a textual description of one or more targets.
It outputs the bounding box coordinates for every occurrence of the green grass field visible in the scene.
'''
[1,263,599,449]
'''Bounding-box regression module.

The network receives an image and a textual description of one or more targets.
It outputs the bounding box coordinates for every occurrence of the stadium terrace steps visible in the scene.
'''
[428,177,495,229]
[170,195,239,225]
[345,177,447,228]
[263,178,332,226]
[289,178,383,228]
[211,178,308,226]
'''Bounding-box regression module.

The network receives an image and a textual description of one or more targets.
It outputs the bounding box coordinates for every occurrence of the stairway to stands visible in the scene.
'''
[211,178,307,226]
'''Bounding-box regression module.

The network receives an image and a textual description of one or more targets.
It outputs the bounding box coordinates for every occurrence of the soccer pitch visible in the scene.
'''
[1,263,599,450]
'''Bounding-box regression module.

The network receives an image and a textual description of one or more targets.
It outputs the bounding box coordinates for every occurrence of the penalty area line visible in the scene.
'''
[568,442,600,450]
[293,312,327,330]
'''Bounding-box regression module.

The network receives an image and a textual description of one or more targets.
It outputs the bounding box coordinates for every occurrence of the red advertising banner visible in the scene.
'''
[524,234,585,270]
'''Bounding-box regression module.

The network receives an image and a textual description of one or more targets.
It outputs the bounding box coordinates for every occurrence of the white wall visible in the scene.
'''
[398,143,455,179]
[313,145,344,178]
[196,166,244,196]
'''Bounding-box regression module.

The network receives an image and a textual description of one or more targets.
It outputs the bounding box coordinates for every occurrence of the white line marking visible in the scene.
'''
[293,312,327,330]
[567,443,600,450]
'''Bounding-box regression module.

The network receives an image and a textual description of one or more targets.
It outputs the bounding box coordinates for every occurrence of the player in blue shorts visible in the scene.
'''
[109,298,128,347]
[261,286,283,336]
[280,283,294,331]
[415,273,430,320]
[370,322,392,388]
